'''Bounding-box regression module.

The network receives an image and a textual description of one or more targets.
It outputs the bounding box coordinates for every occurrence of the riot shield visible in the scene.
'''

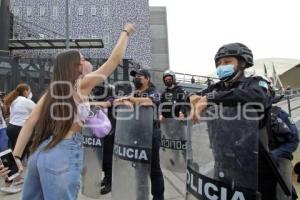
[186,106,259,200]
[81,107,104,199]
[111,105,153,200]
[160,118,188,172]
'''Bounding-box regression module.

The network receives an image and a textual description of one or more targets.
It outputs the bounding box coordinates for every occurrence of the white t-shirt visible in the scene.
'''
[9,96,36,127]
[0,101,6,129]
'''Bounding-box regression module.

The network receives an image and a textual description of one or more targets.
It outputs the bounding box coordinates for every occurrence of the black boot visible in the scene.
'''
[101,176,110,187]
[100,183,111,195]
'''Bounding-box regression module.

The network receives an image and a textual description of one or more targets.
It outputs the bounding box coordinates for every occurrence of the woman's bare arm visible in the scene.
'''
[13,94,46,157]
[79,23,134,96]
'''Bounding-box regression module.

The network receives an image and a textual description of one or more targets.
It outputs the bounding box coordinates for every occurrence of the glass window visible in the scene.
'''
[79,7,83,16]
[40,6,46,17]
[13,7,19,16]
[103,34,110,46]
[53,6,58,19]
[26,6,32,17]
[103,7,109,17]
[91,6,96,16]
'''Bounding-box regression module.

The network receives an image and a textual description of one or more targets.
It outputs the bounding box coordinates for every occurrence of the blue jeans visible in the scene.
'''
[22,133,84,200]
[0,128,8,152]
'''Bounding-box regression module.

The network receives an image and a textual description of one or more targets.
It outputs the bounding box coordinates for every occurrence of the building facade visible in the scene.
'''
[3,1,218,95]
[10,0,153,68]
[7,1,171,91]
[149,6,169,90]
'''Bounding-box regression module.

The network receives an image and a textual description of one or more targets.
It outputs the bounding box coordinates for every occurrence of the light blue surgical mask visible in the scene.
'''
[216,64,235,80]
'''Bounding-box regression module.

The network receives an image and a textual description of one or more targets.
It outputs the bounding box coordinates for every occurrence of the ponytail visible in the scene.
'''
[4,83,30,108]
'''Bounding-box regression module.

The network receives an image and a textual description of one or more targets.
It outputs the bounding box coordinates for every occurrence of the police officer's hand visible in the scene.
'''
[160,115,165,122]
[189,94,202,123]
[178,111,185,120]
[189,95,201,105]
[190,96,208,123]
[196,95,208,114]
[90,101,111,109]
[114,97,134,111]
[138,99,153,106]
[113,97,131,104]
[190,107,198,123]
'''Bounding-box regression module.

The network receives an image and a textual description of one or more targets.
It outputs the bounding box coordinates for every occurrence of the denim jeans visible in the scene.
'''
[0,128,8,152]
[22,133,84,200]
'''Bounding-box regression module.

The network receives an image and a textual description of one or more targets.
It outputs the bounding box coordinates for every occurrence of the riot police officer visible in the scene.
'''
[114,68,165,200]
[188,43,276,200]
[160,70,188,120]
[92,83,116,194]
[159,70,189,172]
[268,95,299,160]
[270,104,299,200]
[267,87,299,200]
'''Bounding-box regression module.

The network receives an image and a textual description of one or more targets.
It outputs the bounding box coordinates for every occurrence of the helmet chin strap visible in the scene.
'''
[223,65,245,85]
[227,70,243,83]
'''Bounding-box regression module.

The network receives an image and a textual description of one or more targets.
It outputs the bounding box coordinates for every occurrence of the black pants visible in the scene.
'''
[7,123,29,160]
[103,132,115,182]
[150,128,165,200]
[258,154,277,200]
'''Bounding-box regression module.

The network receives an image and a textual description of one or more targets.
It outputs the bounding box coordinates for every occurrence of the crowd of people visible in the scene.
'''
[0,83,36,193]
[0,22,299,200]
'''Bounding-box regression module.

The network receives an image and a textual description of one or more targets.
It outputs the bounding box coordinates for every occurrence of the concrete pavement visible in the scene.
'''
[0,168,186,200]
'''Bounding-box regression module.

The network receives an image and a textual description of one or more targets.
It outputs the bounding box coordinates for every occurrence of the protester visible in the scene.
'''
[4,84,35,158]
[0,22,134,199]
[0,83,35,194]
[114,68,165,200]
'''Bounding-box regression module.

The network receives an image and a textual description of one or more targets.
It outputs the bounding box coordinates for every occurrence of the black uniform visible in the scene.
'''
[92,85,116,188]
[269,106,299,160]
[134,84,165,200]
[193,75,276,200]
[161,85,188,118]
[102,96,116,185]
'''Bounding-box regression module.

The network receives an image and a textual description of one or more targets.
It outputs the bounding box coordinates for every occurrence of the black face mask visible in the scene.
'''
[133,77,143,89]
[164,80,173,87]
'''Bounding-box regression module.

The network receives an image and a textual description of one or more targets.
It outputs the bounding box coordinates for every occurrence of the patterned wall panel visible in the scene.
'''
[10,0,152,68]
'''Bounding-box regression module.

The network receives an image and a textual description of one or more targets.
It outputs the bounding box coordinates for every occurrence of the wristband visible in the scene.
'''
[14,155,22,160]
[122,29,130,36]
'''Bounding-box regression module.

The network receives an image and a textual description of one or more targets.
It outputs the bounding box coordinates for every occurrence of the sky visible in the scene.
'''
[149,0,300,76]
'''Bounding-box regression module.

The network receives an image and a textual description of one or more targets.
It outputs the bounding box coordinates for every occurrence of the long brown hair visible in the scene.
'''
[31,50,81,152]
[4,83,30,108]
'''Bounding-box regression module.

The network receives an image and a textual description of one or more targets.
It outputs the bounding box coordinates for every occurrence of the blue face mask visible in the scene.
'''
[216,64,235,80]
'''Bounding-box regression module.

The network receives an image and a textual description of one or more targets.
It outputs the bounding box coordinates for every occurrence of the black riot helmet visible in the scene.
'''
[214,43,254,68]
[163,70,176,84]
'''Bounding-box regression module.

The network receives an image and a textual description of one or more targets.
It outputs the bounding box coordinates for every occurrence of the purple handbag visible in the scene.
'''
[86,108,112,138]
